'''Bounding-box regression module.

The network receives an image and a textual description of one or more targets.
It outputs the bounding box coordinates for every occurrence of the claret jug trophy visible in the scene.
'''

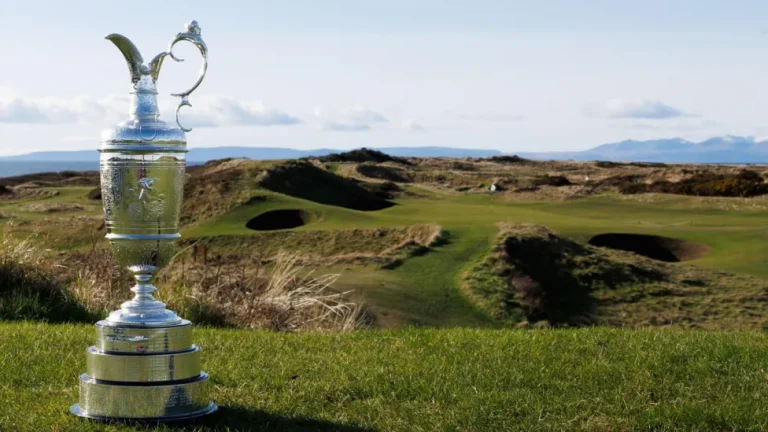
[70,20,217,421]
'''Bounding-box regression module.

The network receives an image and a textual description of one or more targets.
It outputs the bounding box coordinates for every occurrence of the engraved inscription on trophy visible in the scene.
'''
[129,176,166,220]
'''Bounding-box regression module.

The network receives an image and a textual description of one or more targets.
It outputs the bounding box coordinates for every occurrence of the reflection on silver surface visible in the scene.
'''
[96,320,193,353]
[74,373,215,420]
[98,20,207,326]
[86,346,201,382]
[72,20,215,422]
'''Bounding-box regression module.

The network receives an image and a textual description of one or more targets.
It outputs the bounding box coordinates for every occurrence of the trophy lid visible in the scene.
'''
[100,21,207,153]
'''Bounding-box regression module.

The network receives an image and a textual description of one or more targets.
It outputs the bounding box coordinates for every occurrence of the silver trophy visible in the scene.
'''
[70,20,217,421]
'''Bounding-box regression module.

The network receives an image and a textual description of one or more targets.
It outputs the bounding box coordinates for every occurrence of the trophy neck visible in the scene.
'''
[128,75,161,124]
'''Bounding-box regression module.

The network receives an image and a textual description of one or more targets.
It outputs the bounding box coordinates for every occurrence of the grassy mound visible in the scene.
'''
[85,187,101,200]
[5,323,768,431]
[0,170,99,188]
[181,159,277,225]
[357,180,404,200]
[315,147,410,165]
[463,224,663,325]
[589,233,710,262]
[259,161,395,211]
[186,223,444,268]
[463,224,768,329]
[355,164,413,183]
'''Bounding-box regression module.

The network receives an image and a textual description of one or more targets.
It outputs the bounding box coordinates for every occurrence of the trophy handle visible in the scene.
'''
[150,20,208,132]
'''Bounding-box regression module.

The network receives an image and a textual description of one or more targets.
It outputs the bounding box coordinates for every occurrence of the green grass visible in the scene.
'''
[178,190,768,328]
[6,175,768,329]
[3,322,768,431]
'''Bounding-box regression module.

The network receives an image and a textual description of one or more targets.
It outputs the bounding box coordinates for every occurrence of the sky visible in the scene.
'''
[2,0,768,156]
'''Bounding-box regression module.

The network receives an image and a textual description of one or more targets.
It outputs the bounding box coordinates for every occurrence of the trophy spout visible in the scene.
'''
[105,21,208,132]
[105,34,148,85]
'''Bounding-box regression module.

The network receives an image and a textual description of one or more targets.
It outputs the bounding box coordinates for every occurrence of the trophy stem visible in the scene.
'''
[104,272,182,327]
[131,273,160,303]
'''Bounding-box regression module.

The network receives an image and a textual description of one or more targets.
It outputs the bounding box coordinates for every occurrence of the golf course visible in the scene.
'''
[2,151,768,430]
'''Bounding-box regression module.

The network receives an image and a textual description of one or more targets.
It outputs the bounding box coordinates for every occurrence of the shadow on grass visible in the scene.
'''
[0,264,99,324]
[160,405,376,431]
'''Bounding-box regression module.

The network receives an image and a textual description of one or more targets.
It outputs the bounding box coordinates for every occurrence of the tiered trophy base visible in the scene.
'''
[71,320,217,422]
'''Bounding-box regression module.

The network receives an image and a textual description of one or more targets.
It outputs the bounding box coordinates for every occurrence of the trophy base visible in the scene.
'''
[69,402,218,423]
[72,320,216,422]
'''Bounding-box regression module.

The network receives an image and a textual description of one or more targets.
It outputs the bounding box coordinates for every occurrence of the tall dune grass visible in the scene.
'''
[0,232,366,331]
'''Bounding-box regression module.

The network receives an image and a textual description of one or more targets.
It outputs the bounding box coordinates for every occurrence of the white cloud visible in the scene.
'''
[177,95,301,128]
[0,95,128,125]
[460,113,524,122]
[627,119,720,132]
[402,119,425,132]
[588,98,696,119]
[322,105,388,131]
[0,92,301,128]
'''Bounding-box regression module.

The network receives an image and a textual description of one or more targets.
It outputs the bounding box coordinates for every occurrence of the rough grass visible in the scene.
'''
[2,323,768,431]
[0,233,366,332]
[186,224,444,268]
[8,159,768,330]
[0,233,95,322]
[621,169,768,197]
[259,161,395,211]
[463,223,768,330]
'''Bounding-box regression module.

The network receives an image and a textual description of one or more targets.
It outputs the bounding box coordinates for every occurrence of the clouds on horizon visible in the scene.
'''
[588,98,697,120]
[459,113,524,122]
[402,119,425,132]
[0,95,128,125]
[321,105,389,131]
[179,95,302,128]
[0,93,302,128]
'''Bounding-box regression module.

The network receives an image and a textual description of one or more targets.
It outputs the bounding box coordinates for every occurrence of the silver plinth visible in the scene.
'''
[72,20,216,422]
[71,321,217,421]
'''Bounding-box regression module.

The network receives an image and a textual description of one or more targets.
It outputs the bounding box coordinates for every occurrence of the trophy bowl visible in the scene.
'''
[100,149,187,326]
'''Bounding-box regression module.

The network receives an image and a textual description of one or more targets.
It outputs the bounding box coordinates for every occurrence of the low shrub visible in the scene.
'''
[489,155,531,164]
[315,148,411,165]
[533,175,572,187]
[621,170,768,197]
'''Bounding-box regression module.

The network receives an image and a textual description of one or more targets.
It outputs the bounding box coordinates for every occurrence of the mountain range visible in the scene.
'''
[518,136,768,163]
[3,136,768,165]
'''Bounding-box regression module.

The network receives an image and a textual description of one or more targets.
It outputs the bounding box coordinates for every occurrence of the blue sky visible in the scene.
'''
[1,0,768,156]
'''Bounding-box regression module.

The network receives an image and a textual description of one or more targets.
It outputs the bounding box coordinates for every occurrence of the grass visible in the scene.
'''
[8,185,768,329]
[6,162,768,329]
[1,322,767,431]
[462,223,768,330]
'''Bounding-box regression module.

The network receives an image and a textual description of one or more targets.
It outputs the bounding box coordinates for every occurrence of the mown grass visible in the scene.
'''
[2,322,767,431]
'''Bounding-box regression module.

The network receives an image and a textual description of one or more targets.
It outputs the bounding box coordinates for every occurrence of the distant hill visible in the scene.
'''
[0,146,503,163]
[519,136,768,163]
[5,136,768,169]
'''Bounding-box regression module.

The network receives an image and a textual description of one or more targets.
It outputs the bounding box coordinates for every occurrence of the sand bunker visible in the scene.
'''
[588,233,710,262]
[245,209,314,231]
